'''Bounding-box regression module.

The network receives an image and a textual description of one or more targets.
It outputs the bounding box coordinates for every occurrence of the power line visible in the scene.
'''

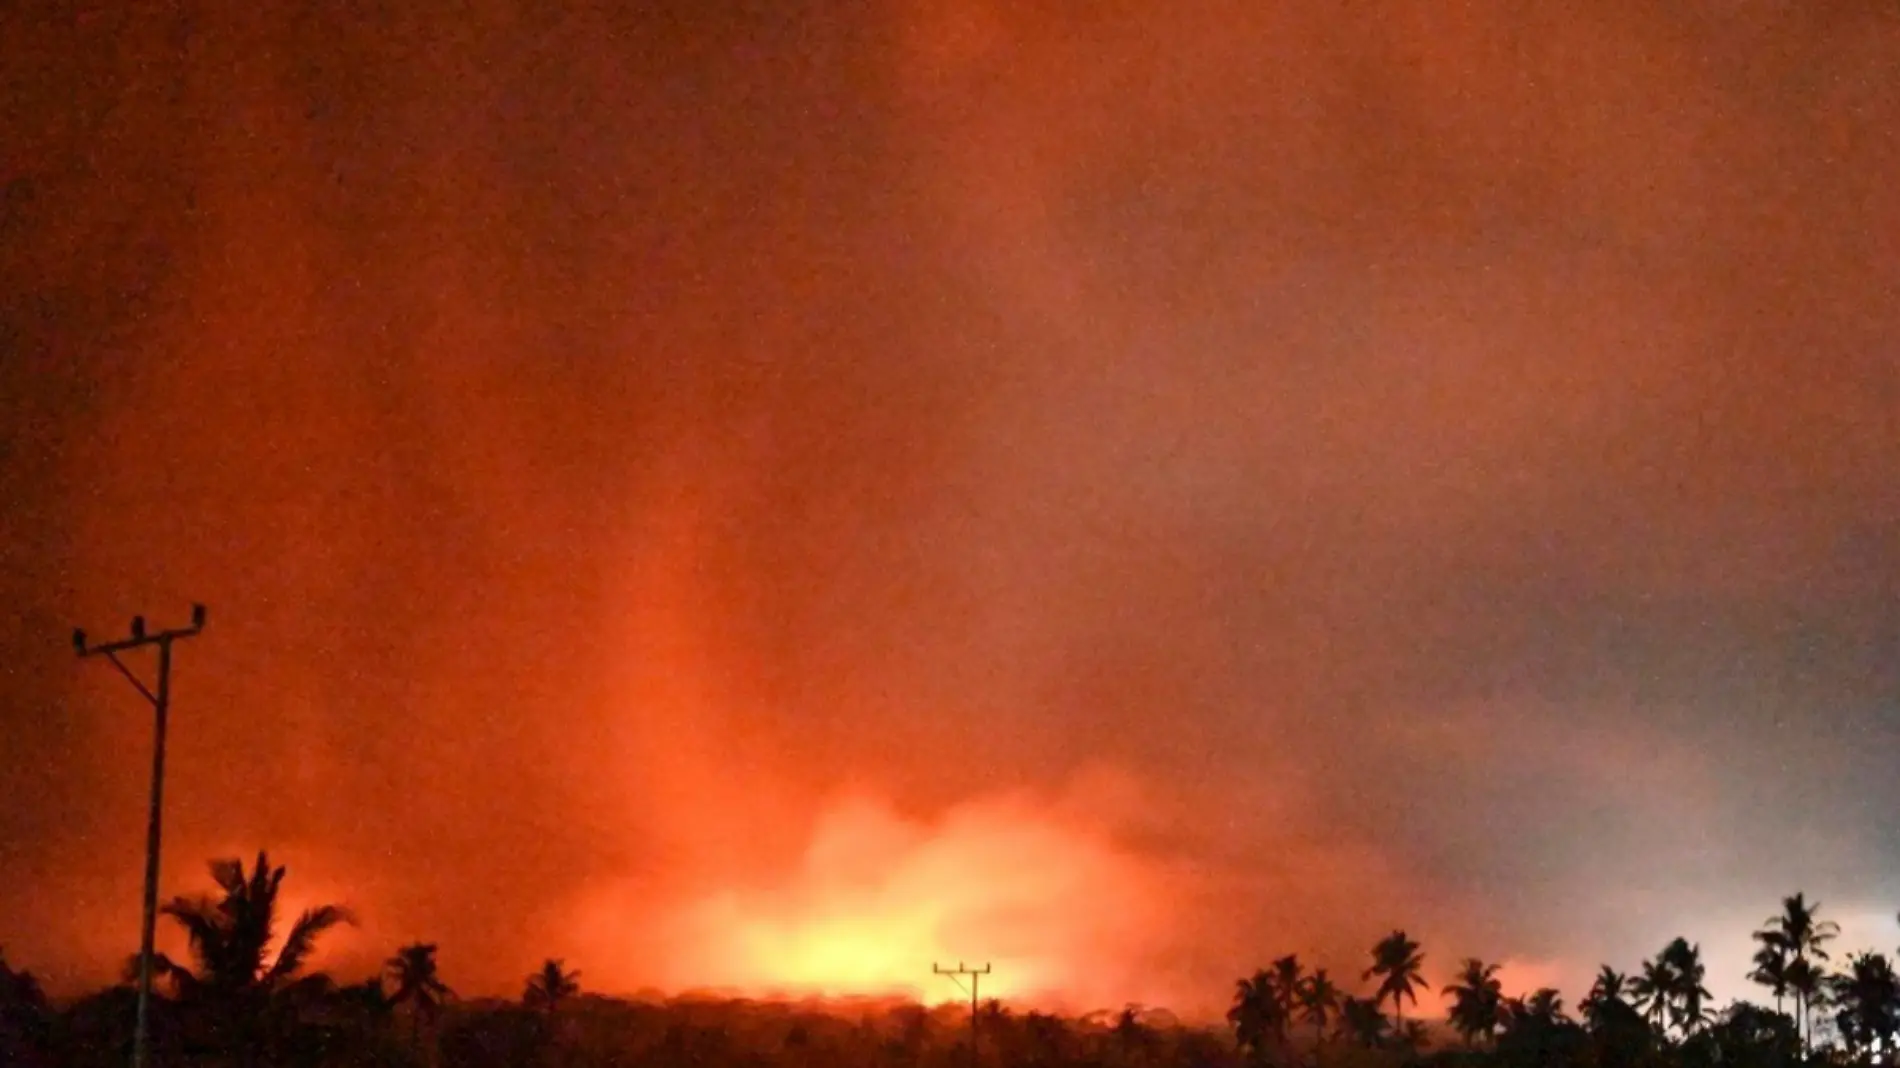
[934,961,992,1068]
[74,604,207,1068]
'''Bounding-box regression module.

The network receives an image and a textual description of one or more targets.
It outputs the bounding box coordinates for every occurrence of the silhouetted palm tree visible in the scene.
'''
[1761,892,1839,1053]
[388,942,453,1054]
[1229,969,1286,1061]
[1365,931,1426,1031]
[1498,988,1584,1066]
[152,851,351,1007]
[1271,955,1304,1024]
[1631,953,1674,1035]
[1519,988,1569,1025]
[1297,969,1341,1060]
[524,958,581,1011]
[1659,938,1712,1038]
[1787,957,1826,1054]
[1579,966,1635,1032]
[1832,951,1900,1065]
[1336,995,1388,1050]
[1749,930,1792,1016]
[137,852,350,1067]
[1443,958,1504,1048]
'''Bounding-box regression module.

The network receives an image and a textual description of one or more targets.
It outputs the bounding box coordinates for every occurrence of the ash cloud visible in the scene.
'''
[2,0,1898,1010]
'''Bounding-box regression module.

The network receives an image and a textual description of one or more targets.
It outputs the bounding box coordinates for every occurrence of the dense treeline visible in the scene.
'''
[1,853,1894,1067]
[1227,896,1898,1068]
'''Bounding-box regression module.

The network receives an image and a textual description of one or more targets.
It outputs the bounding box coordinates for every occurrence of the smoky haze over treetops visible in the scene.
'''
[2,0,1897,1016]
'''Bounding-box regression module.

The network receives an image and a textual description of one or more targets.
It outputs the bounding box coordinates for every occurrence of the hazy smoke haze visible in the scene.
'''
[2,0,1897,1018]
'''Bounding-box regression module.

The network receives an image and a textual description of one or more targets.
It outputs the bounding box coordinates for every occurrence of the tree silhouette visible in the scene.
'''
[151,851,351,1006]
[143,850,350,1065]
[1364,931,1426,1031]
[388,942,454,1054]
[1497,988,1583,1066]
[1831,951,1900,1063]
[1579,967,1653,1065]
[1694,1001,1800,1068]
[1228,969,1286,1061]
[1786,957,1825,1055]
[1631,952,1675,1035]
[1511,988,1568,1026]
[1659,938,1712,1038]
[524,958,581,1012]
[1296,969,1341,1061]
[1443,958,1504,1048]
[1270,955,1304,1025]
[1336,995,1388,1050]
[1748,930,1792,1017]
[1578,966,1629,1031]
[1761,892,1838,1053]
[41,881,1900,1068]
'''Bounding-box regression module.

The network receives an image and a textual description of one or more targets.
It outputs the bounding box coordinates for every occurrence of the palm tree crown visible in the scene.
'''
[1579,966,1631,1031]
[1512,988,1568,1026]
[1649,934,1725,1033]
[1365,931,1427,1028]
[387,942,454,1016]
[1771,892,1841,964]
[1337,995,1389,1049]
[1297,968,1341,1045]
[1443,957,1504,1047]
[1270,954,1304,1021]
[154,851,351,1004]
[1228,969,1287,1057]
[1748,935,1792,1015]
[524,958,581,1010]
[1631,953,1674,1033]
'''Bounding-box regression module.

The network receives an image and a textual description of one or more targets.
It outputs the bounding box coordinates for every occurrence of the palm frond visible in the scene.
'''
[264,904,356,987]
[147,951,203,999]
[160,894,230,975]
[160,893,223,931]
[208,857,247,896]
[387,942,456,1010]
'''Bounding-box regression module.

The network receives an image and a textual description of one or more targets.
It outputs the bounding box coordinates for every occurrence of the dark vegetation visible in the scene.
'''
[1,855,1895,1067]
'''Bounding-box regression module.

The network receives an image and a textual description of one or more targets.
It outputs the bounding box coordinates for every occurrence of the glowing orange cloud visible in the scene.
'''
[572,786,1173,1012]
[1489,958,1571,1003]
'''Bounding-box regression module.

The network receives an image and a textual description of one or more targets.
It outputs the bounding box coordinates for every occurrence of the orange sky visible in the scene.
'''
[2,0,1898,1019]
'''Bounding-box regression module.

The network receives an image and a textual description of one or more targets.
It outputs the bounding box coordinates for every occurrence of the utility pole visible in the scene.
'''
[933,961,992,1068]
[74,604,207,1068]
